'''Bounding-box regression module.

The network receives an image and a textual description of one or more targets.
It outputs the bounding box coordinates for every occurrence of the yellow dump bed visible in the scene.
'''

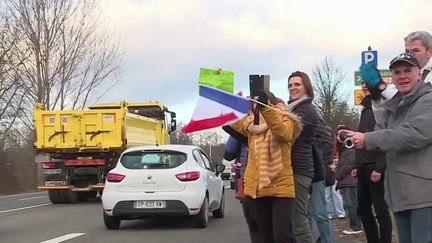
[34,102,173,153]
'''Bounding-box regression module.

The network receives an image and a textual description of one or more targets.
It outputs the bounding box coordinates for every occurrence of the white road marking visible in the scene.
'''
[18,196,46,201]
[224,186,230,189]
[0,203,52,214]
[40,233,86,243]
[0,191,46,199]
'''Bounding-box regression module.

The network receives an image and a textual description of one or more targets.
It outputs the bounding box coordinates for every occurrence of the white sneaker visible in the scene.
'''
[342,228,362,235]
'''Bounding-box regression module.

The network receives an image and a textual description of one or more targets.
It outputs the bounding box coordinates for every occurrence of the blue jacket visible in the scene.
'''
[223,136,248,177]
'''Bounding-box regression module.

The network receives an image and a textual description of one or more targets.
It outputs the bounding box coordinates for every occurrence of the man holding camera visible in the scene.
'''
[349,82,392,242]
[340,52,432,243]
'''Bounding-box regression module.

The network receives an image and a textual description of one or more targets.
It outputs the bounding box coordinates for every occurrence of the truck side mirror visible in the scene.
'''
[170,112,177,132]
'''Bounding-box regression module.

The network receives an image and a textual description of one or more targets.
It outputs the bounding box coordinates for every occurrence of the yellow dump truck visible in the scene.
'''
[34,101,176,203]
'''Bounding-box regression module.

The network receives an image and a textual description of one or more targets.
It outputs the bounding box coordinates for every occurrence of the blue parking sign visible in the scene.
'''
[361,50,378,67]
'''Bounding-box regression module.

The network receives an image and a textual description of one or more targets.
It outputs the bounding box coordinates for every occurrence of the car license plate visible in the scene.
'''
[134,200,166,209]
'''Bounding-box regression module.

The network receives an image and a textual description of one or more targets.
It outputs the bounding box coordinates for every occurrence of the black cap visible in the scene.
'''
[389,52,420,70]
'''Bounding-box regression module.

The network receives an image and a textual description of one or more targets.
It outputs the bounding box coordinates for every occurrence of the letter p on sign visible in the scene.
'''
[361,50,378,67]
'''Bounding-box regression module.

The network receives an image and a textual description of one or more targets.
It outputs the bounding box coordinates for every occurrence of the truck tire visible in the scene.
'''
[59,190,70,203]
[66,191,78,203]
[212,191,225,218]
[103,212,121,229]
[48,190,62,204]
[195,196,209,228]
[77,191,97,202]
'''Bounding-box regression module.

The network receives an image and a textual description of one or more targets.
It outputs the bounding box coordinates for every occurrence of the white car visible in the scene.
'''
[102,144,225,229]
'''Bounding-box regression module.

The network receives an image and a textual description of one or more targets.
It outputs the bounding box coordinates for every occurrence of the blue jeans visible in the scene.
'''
[341,187,362,231]
[309,180,333,243]
[325,184,345,218]
[394,207,432,243]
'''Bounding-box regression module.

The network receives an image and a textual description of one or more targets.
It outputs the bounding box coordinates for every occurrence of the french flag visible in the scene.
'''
[182,85,250,133]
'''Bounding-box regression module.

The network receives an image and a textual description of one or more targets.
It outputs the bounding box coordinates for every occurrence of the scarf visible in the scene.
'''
[287,95,309,111]
[246,112,283,189]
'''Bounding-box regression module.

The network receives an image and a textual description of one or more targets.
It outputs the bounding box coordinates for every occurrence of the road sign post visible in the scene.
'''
[354,47,391,105]
[361,49,378,67]
[354,70,392,86]
[354,89,364,106]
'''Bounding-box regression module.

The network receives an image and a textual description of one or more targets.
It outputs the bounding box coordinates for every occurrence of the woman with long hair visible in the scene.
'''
[287,71,321,243]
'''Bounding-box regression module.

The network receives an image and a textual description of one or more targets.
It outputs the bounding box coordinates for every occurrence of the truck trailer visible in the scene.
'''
[34,101,176,203]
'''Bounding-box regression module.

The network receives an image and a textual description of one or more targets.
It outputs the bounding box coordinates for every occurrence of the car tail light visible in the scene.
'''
[106,173,125,182]
[42,162,56,169]
[175,171,200,181]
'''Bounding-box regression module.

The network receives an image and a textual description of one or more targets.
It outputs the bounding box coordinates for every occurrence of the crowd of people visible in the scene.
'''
[222,30,432,243]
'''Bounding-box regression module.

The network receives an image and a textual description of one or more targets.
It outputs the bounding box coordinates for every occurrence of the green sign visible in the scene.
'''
[354,69,392,86]
[199,68,234,93]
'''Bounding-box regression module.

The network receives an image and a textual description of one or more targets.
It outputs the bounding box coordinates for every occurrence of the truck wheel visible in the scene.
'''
[103,212,121,229]
[65,191,78,203]
[48,190,62,204]
[77,191,97,202]
[195,196,209,228]
[88,191,98,199]
[212,191,225,218]
[58,190,69,203]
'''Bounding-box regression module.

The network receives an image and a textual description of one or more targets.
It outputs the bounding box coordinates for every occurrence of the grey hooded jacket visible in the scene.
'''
[365,81,432,212]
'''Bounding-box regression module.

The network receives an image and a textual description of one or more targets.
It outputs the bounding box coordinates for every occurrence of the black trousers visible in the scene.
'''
[253,197,295,243]
[241,199,262,243]
[357,163,392,243]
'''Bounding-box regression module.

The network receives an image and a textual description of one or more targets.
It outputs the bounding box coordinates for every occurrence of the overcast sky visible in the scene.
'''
[100,0,432,124]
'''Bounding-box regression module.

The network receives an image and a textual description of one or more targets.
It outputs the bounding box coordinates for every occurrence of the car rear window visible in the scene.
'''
[120,150,187,169]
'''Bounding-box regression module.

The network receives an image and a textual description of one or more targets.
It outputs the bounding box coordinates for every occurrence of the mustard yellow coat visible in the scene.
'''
[230,107,301,199]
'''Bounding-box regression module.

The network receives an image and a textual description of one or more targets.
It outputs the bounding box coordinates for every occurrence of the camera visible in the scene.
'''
[249,75,270,125]
[249,75,270,97]
[339,131,355,149]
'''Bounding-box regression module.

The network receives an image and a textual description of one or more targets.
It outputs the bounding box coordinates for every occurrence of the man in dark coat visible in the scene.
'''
[350,84,392,243]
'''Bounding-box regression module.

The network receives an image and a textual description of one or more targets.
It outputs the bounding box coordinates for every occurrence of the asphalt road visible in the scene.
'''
[0,183,353,243]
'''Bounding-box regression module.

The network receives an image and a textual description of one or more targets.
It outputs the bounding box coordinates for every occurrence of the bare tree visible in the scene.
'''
[0,12,29,144]
[200,143,225,163]
[0,0,123,194]
[312,56,359,132]
[170,122,194,145]
[5,0,122,111]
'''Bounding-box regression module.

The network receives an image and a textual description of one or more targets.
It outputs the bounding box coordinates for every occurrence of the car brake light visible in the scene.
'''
[42,162,56,169]
[175,171,200,181]
[106,173,125,182]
